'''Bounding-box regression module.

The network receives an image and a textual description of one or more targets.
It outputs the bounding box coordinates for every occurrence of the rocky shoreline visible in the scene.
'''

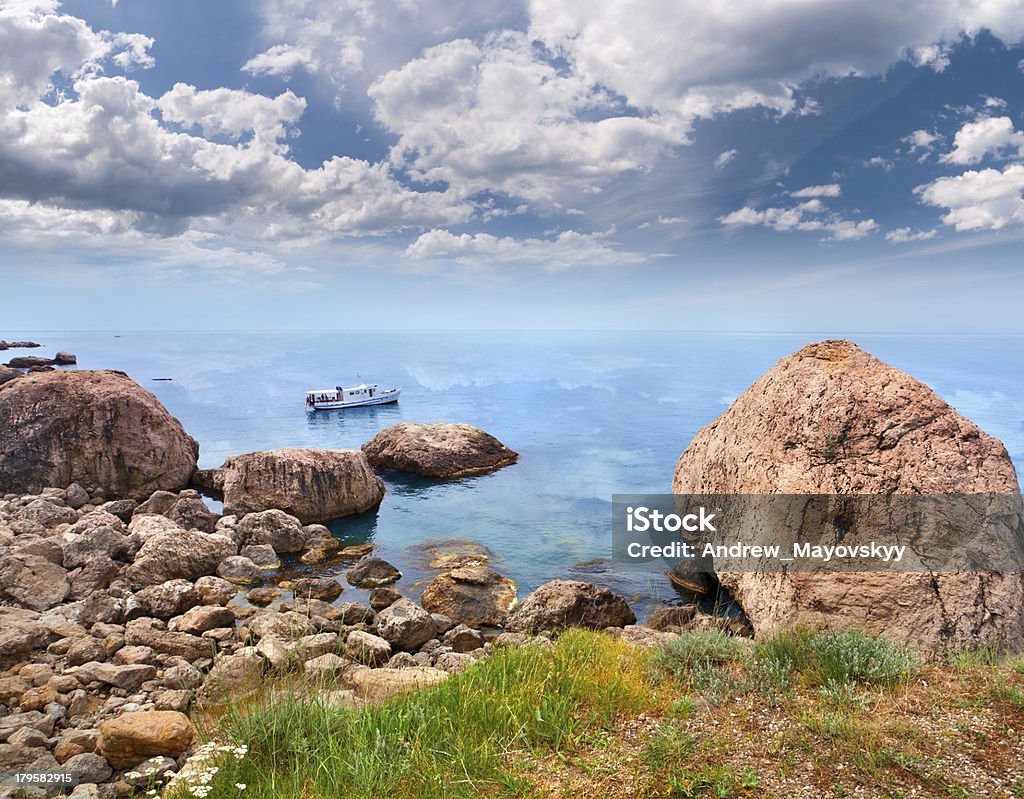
[2,337,1023,797]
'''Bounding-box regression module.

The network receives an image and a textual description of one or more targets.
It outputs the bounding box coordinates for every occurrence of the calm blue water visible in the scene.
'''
[10,331,1024,617]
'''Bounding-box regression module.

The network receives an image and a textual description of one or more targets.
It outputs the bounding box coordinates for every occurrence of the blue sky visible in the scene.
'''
[2,0,1024,331]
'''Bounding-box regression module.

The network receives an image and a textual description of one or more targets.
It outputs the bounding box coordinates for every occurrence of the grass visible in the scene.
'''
[173,627,1024,799]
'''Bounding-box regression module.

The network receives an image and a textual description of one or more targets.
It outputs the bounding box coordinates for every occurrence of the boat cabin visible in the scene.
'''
[306,383,380,404]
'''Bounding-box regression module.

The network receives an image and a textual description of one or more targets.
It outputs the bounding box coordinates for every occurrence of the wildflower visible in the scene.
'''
[235,783,247,790]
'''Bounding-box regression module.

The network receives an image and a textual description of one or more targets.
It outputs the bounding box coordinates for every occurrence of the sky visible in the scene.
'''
[2,0,1024,331]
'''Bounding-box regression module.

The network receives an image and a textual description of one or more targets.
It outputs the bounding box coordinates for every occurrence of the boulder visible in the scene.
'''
[5,355,54,368]
[125,530,236,589]
[97,711,194,768]
[291,577,344,602]
[190,467,225,499]
[135,579,201,619]
[349,666,448,702]
[0,370,198,498]
[65,483,90,509]
[216,556,261,585]
[62,526,132,569]
[420,565,517,627]
[0,365,20,385]
[0,554,69,611]
[219,448,385,523]
[443,624,486,653]
[194,575,237,606]
[362,422,518,478]
[54,352,77,366]
[167,605,235,635]
[240,544,280,569]
[346,557,402,588]
[124,619,211,661]
[236,509,308,554]
[506,580,636,633]
[165,496,219,534]
[672,339,1024,655]
[374,598,437,651]
[344,630,392,666]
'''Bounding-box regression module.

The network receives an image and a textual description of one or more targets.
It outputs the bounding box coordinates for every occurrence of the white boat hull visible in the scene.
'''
[306,389,400,411]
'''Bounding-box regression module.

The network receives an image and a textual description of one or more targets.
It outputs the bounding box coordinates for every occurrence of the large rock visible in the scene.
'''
[125,530,236,588]
[362,423,518,478]
[0,370,198,498]
[0,554,69,611]
[348,666,448,702]
[420,565,517,628]
[672,339,1024,655]
[0,365,21,385]
[219,449,384,523]
[96,711,194,768]
[235,509,308,554]
[506,580,636,633]
[374,598,437,651]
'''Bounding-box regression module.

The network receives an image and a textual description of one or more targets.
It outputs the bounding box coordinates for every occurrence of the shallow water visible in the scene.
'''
[11,331,1024,618]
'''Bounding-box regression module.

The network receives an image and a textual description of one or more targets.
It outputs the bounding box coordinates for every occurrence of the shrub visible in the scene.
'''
[809,629,919,688]
[652,629,748,674]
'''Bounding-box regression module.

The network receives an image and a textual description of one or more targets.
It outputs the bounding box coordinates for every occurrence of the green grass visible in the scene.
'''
[651,628,750,672]
[171,630,658,799]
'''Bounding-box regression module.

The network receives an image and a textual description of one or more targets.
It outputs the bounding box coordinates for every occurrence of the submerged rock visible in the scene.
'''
[0,370,198,498]
[420,565,517,628]
[362,422,518,478]
[219,448,385,523]
[672,339,1024,655]
[506,580,636,633]
[346,557,402,588]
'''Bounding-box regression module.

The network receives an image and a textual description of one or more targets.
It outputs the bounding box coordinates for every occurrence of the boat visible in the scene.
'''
[305,382,401,411]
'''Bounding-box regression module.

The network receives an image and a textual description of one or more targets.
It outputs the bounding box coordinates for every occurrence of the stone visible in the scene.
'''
[0,364,21,385]
[167,605,235,635]
[63,527,133,569]
[98,499,137,523]
[54,352,77,366]
[19,497,79,527]
[200,651,264,699]
[420,565,517,628]
[608,625,680,648]
[334,602,374,625]
[131,490,178,517]
[124,619,211,662]
[434,652,476,673]
[362,422,518,478]
[216,556,261,584]
[240,544,280,569]
[85,662,156,691]
[134,579,201,619]
[64,752,112,783]
[19,683,58,711]
[346,557,402,588]
[162,662,202,689]
[190,468,224,499]
[506,580,636,633]
[246,587,282,606]
[443,624,486,653]
[97,710,194,768]
[375,598,437,651]
[0,370,198,498]
[294,632,338,660]
[66,636,107,666]
[0,554,69,611]
[344,630,392,666]
[126,514,181,543]
[125,531,235,589]
[291,576,344,601]
[113,645,158,666]
[349,666,448,702]
[236,509,308,554]
[672,339,1024,655]
[194,575,237,606]
[165,496,219,534]
[219,448,385,523]
[303,653,352,678]
[63,483,90,509]
[255,636,291,670]
[646,606,700,632]
[68,556,121,600]
[368,587,403,610]
[243,611,316,641]
[154,690,191,712]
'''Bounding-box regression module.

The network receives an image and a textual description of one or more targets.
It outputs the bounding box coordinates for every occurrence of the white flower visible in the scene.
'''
[235,784,247,790]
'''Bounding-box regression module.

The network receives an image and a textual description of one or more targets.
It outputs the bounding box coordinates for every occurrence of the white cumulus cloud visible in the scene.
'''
[940,116,1024,165]
[916,164,1024,231]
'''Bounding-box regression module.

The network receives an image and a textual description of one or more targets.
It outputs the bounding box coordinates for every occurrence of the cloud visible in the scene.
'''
[714,149,738,168]
[885,226,938,243]
[864,155,894,171]
[157,83,307,147]
[904,129,939,152]
[720,198,878,241]
[791,184,842,198]
[916,164,1024,231]
[242,44,317,78]
[940,116,1024,165]
[0,1,473,258]
[369,33,684,202]
[405,227,644,268]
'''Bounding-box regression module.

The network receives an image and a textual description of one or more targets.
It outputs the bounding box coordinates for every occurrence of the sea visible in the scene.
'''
[9,331,1024,618]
